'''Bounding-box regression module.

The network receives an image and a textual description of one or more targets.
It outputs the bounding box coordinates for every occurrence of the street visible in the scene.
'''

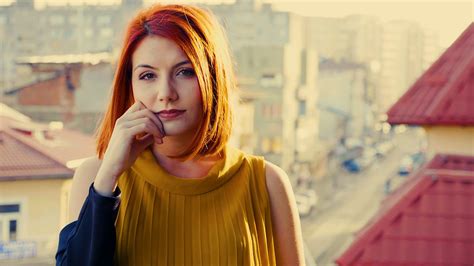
[301,129,422,266]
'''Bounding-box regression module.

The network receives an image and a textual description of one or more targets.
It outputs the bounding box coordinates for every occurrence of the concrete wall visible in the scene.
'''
[424,126,474,157]
[0,178,71,257]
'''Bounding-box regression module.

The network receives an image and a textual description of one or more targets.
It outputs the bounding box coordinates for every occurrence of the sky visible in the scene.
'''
[0,0,472,47]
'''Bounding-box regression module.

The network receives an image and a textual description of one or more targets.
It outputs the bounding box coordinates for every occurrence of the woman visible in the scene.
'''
[56,4,304,265]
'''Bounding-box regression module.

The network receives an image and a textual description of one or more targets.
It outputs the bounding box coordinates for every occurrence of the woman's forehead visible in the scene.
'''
[132,35,190,68]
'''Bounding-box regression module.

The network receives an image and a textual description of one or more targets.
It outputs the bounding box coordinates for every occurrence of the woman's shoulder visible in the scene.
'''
[264,160,290,190]
[67,156,102,222]
[79,156,102,169]
[263,160,304,264]
[231,147,287,179]
[76,156,102,180]
[72,156,103,190]
[227,146,290,188]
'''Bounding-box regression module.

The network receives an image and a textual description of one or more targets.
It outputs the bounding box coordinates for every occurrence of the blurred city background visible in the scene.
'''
[0,0,472,265]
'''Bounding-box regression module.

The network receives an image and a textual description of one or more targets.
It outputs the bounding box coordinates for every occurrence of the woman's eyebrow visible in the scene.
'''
[134,64,156,72]
[133,60,191,72]
[173,60,191,68]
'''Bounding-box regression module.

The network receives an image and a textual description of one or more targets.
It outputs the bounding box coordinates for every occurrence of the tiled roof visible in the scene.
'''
[3,72,60,95]
[387,23,474,126]
[0,105,96,181]
[15,52,112,65]
[336,154,474,266]
[0,103,32,123]
[0,131,72,181]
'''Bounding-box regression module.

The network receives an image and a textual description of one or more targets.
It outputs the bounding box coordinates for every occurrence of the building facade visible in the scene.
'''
[209,0,319,171]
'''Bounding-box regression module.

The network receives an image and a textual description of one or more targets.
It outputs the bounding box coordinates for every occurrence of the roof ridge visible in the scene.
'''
[381,235,474,243]
[336,173,433,264]
[337,153,474,265]
[424,56,474,117]
[3,129,69,169]
[403,211,474,219]
[386,23,474,125]
[424,168,474,177]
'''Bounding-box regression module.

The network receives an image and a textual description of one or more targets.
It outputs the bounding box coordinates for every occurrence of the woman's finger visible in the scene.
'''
[137,132,152,141]
[123,100,143,115]
[122,118,162,137]
[127,109,165,136]
[135,133,155,150]
[125,122,162,141]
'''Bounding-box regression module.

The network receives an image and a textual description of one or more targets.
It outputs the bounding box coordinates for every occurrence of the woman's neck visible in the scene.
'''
[150,140,223,179]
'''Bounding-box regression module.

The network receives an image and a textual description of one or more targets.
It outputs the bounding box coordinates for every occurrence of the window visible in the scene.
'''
[260,137,282,154]
[298,101,306,116]
[300,49,307,84]
[272,137,282,153]
[260,73,282,88]
[273,13,287,26]
[261,104,271,119]
[9,220,17,241]
[0,205,19,213]
[271,104,281,119]
[68,15,79,25]
[84,28,94,38]
[49,15,65,25]
[261,103,282,120]
[100,28,113,38]
[261,137,272,153]
[97,15,111,25]
[0,204,20,242]
[50,30,61,38]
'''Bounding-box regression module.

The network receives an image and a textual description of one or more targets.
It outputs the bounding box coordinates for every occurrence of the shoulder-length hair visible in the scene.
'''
[95,4,236,160]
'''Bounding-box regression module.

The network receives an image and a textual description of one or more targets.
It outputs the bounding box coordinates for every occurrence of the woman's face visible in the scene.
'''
[131,35,203,137]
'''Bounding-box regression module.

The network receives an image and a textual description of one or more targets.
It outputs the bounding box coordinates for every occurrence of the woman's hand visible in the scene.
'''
[94,101,164,196]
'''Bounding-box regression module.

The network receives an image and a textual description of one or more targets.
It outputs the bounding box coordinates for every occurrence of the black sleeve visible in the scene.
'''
[55,183,121,266]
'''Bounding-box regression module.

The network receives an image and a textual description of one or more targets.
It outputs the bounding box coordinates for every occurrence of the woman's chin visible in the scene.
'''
[160,126,194,139]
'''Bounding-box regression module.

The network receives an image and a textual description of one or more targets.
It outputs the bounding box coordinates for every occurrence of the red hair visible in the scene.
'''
[95,4,236,160]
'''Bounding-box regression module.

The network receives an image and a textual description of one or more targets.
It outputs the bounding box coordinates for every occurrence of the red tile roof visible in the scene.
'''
[387,23,474,126]
[0,131,73,181]
[336,154,474,266]
[0,105,96,181]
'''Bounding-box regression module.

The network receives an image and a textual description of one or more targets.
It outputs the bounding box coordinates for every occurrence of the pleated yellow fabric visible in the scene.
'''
[114,145,276,266]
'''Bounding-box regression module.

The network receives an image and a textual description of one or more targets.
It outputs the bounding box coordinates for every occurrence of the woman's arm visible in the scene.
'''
[56,184,120,266]
[265,161,305,265]
[56,157,120,266]
[57,101,161,265]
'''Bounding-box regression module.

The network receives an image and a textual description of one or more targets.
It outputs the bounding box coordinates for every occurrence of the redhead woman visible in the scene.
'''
[56,4,304,266]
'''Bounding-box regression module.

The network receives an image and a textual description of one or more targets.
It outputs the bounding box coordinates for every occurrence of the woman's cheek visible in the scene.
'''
[133,89,150,104]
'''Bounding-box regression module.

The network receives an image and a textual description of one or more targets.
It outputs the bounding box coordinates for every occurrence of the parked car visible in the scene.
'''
[344,137,364,149]
[342,147,377,173]
[398,155,414,176]
[411,151,426,167]
[398,152,426,176]
[375,141,395,158]
[295,189,318,217]
[342,159,361,173]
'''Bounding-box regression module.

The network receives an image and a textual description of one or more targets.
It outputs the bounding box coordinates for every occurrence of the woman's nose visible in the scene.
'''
[156,77,178,103]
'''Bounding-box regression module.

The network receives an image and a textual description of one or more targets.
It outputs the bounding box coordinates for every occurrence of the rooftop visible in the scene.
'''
[0,104,96,181]
[387,23,474,126]
[15,52,112,66]
[336,153,474,265]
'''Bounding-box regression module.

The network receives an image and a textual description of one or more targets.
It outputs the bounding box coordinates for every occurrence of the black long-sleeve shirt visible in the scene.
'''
[55,184,121,266]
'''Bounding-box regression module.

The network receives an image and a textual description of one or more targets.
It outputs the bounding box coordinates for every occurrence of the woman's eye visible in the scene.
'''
[139,73,156,80]
[177,68,195,77]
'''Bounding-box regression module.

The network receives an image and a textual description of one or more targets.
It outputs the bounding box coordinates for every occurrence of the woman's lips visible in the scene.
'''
[156,109,186,120]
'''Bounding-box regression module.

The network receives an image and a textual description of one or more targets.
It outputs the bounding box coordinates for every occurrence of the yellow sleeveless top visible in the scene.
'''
[114,145,276,265]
